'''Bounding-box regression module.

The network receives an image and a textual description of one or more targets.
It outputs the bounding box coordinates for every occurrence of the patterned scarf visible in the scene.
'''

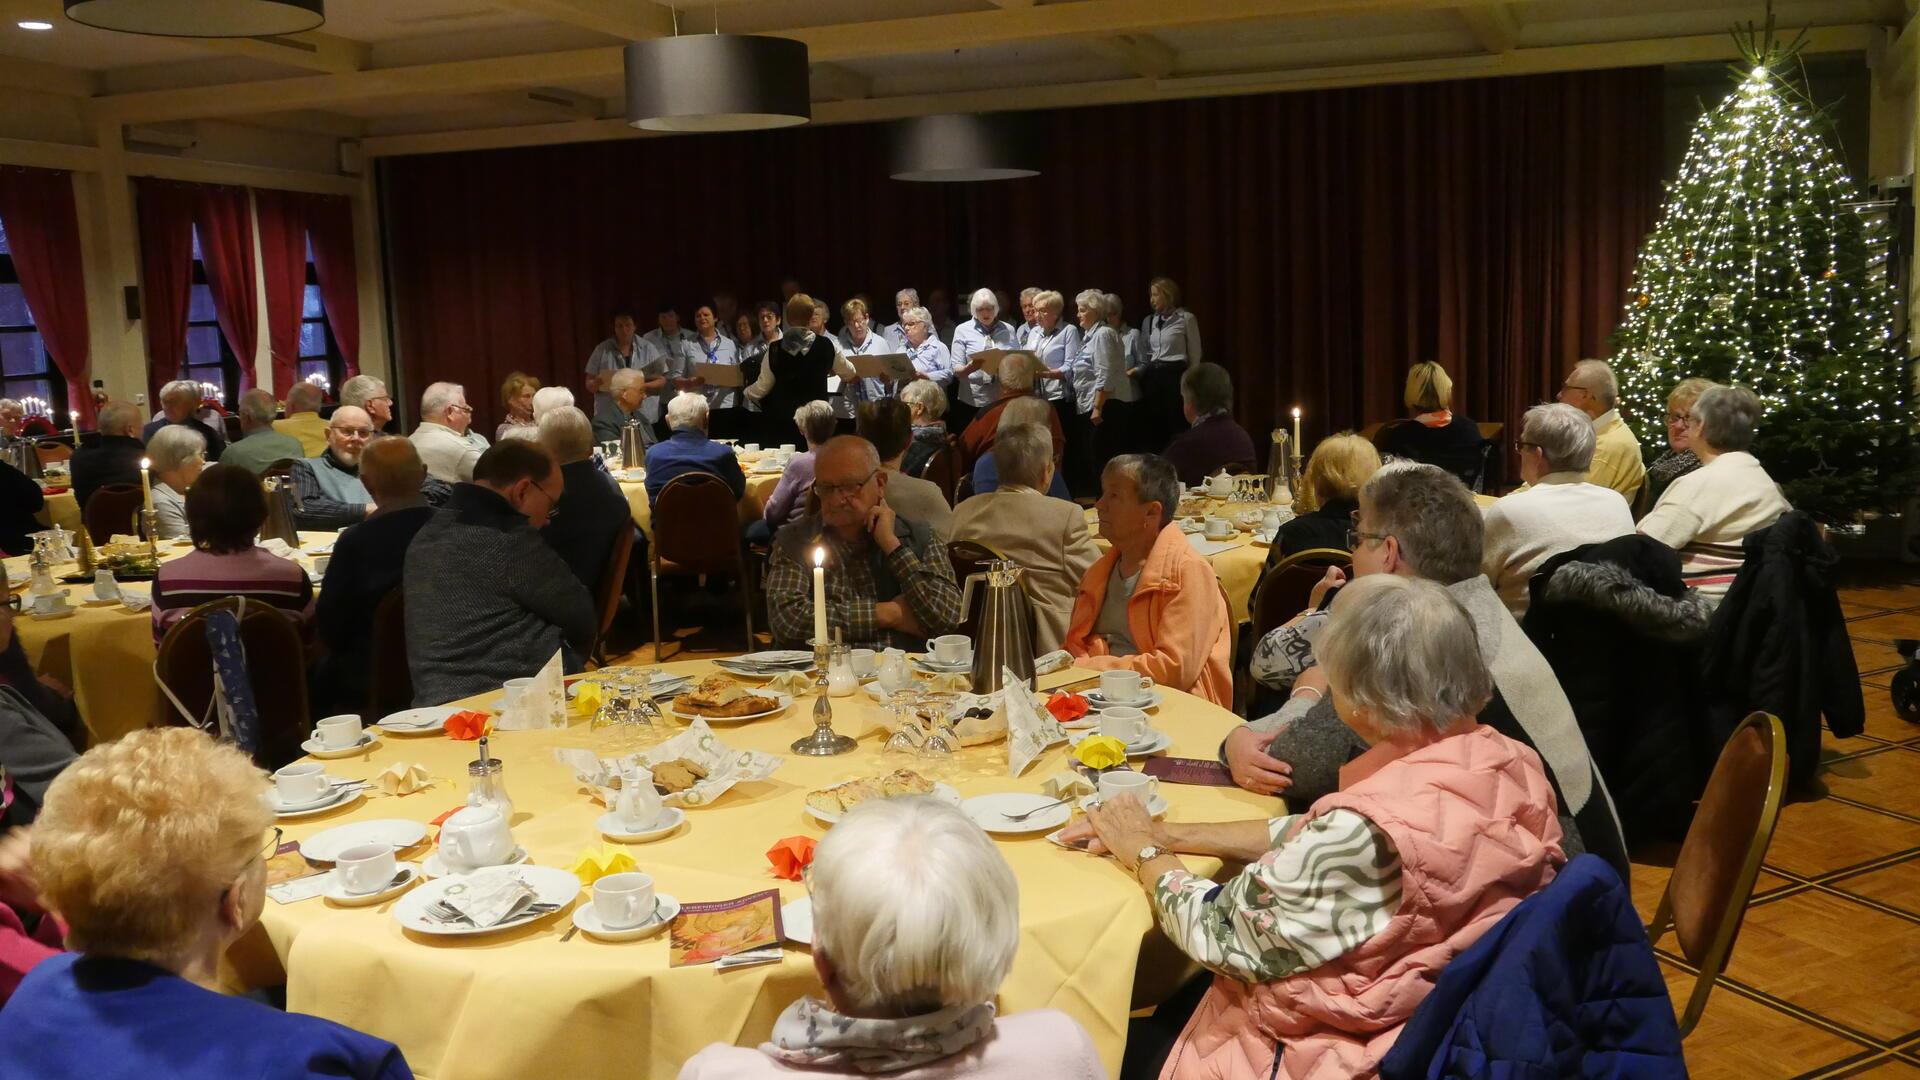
[781,330,818,355]
[763,997,996,1074]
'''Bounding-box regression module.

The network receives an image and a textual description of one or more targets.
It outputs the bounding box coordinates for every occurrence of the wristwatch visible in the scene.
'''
[1135,845,1164,869]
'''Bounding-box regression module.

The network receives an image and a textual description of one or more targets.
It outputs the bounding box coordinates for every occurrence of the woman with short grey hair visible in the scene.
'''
[1479,402,1633,615]
[899,378,950,478]
[144,424,207,540]
[1068,289,1138,494]
[948,287,1016,432]
[1639,384,1790,604]
[1061,574,1562,1079]
[898,306,953,391]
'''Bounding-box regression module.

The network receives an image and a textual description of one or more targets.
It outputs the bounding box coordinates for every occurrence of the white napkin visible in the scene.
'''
[497,650,567,730]
[1040,771,1096,800]
[119,593,152,612]
[1005,670,1066,777]
[1034,650,1072,676]
[437,871,537,927]
[257,538,299,561]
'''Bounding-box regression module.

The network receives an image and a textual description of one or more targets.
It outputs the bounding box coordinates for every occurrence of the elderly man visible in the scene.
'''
[1163,362,1256,486]
[1558,358,1645,503]
[856,397,951,542]
[586,307,666,418]
[144,425,205,540]
[314,436,437,713]
[140,380,225,458]
[1220,462,1628,880]
[219,388,303,476]
[540,405,636,592]
[764,435,963,651]
[948,288,1018,432]
[957,351,1065,467]
[70,402,145,509]
[1063,454,1232,706]
[409,381,489,484]
[289,406,379,530]
[339,374,395,433]
[593,368,654,449]
[644,391,744,503]
[404,440,595,705]
[952,424,1100,652]
[1482,402,1634,615]
[272,382,328,457]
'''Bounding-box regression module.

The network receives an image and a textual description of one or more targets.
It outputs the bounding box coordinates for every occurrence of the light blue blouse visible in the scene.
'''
[1029,322,1082,404]
[949,319,1017,407]
[1142,308,1202,367]
[690,332,740,411]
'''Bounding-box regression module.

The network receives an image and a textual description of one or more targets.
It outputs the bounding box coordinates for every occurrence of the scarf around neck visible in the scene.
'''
[781,329,818,355]
[763,997,997,1074]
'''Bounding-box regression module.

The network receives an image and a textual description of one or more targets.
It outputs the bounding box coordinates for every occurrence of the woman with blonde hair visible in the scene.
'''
[0,728,412,1078]
[1636,376,1716,516]
[1375,361,1484,473]
[1267,433,1382,563]
[496,371,541,441]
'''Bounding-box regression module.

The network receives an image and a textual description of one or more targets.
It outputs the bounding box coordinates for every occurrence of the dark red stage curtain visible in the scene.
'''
[192,185,260,393]
[0,166,94,427]
[134,177,197,405]
[303,193,360,378]
[255,187,308,397]
[384,68,1661,439]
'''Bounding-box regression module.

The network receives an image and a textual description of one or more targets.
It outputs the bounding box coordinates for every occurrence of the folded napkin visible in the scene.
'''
[567,846,637,887]
[1040,771,1097,800]
[570,680,605,716]
[444,710,492,741]
[1034,650,1072,676]
[1045,692,1089,725]
[258,538,299,561]
[438,872,537,927]
[925,673,971,693]
[1073,735,1129,771]
[118,593,152,613]
[374,762,434,796]
[1006,675,1067,777]
[766,836,816,882]
[498,649,566,730]
[765,671,813,696]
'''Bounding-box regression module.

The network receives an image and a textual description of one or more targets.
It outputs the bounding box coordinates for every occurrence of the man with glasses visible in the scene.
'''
[404,440,594,705]
[339,374,396,433]
[763,435,962,650]
[1556,358,1646,504]
[289,406,381,530]
[409,381,491,484]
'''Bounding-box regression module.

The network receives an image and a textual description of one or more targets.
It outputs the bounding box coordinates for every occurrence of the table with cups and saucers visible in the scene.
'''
[248,654,1271,1080]
[611,443,791,538]
[3,530,339,746]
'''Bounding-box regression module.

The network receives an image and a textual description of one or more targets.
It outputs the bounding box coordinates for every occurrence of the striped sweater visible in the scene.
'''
[151,547,316,644]
[1638,450,1790,605]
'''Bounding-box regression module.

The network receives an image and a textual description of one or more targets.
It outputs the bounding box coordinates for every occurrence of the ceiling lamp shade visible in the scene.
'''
[64,0,323,36]
[888,112,1042,182]
[624,35,810,133]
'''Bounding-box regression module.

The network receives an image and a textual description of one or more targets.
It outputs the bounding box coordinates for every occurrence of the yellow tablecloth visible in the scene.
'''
[35,489,81,535]
[256,660,1270,1079]
[9,531,338,746]
[617,463,786,537]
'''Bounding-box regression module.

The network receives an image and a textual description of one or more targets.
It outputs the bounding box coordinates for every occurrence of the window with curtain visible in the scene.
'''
[184,226,239,408]
[297,235,343,397]
[0,218,65,418]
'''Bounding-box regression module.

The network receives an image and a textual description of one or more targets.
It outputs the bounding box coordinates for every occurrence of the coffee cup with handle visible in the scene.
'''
[1204,516,1232,539]
[273,762,329,804]
[1099,706,1150,745]
[1098,769,1160,807]
[1098,670,1154,705]
[311,714,362,750]
[592,871,657,929]
[335,842,398,895]
[926,634,972,666]
[849,648,878,679]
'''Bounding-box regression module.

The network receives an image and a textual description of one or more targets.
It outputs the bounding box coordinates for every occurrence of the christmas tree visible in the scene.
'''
[1612,29,1914,523]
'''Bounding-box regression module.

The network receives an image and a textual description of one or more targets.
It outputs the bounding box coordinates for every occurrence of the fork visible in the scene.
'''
[1001,796,1072,822]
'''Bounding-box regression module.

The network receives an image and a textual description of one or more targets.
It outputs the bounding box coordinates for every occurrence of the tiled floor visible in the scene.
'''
[1643,565,1920,1079]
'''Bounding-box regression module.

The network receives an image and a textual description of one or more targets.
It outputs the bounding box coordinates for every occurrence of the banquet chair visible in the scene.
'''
[154,598,311,770]
[1239,547,1349,716]
[1646,711,1786,1038]
[919,435,965,505]
[258,458,297,482]
[365,587,412,719]
[33,441,72,466]
[650,473,754,658]
[81,484,144,545]
[222,415,243,444]
[589,525,637,667]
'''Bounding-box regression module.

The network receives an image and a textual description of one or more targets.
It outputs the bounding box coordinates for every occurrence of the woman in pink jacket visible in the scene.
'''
[1063,575,1566,1080]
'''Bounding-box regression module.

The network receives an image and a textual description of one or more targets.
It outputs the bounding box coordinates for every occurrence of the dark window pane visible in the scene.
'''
[182,367,224,400]
[0,217,8,255]
[188,283,216,323]
[303,283,323,318]
[0,332,45,377]
[298,360,330,386]
[3,379,54,412]
[299,322,327,357]
[0,284,30,327]
[186,326,223,364]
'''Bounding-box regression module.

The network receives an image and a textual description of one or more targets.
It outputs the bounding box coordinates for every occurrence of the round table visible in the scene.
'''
[615,456,788,537]
[253,659,1270,1079]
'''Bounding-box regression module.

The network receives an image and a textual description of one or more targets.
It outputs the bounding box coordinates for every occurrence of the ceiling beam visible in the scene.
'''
[0,55,95,97]
[189,30,370,75]
[494,0,675,41]
[496,86,604,122]
[1082,33,1179,79]
[361,24,1881,158]
[810,62,873,102]
[1456,4,1520,54]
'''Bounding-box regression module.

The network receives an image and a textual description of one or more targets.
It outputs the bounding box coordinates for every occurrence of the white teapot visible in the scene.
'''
[1206,472,1234,498]
[438,804,515,872]
[614,762,666,830]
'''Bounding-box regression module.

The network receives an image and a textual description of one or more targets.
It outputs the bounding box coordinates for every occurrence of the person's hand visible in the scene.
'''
[1224,726,1294,796]
[1085,795,1161,872]
[1056,816,1108,854]
[1126,367,1141,378]
[0,829,41,915]
[866,500,900,554]
[1091,409,1104,427]
[1307,565,1347,610]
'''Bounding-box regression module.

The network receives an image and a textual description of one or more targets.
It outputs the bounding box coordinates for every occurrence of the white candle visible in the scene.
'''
[811,546,828,645]
[1291,407,1302,451]
[139,457,154,514]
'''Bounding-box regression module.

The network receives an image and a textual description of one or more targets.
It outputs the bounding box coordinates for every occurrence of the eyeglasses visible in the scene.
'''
[260,825,284,861]
[1517,440,1541,452]
[331,426,375,439]
[448,403,473,415]
[1561,383,1595,396]
[1346,509,1389,551]
[814,470,878,500]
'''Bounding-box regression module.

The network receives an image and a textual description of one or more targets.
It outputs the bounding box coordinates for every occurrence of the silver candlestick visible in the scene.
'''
[790,637,855,756]
[140,509,159,558]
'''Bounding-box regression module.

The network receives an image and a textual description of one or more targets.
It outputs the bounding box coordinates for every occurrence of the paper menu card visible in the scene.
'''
[968,349,1009,377]
[848,353,916,382]
[265,839,327,904]
[693,362,745,388]
[669,889,784,967]
[1005,670,1067,777]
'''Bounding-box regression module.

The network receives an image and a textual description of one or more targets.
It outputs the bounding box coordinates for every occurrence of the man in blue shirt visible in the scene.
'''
[644,391,746,503]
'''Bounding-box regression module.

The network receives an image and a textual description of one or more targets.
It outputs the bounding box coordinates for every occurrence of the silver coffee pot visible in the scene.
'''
[620,420,648,469]
[959,560,1035,695]
[258,476,300,546]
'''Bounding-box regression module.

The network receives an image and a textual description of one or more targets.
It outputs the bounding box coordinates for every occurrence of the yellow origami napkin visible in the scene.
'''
[374,762,434,796]
[570,680,605,716]
[926,673,971,693]
[1073,736,1129,770]
[765,671,813,696]
[568,846,637,887]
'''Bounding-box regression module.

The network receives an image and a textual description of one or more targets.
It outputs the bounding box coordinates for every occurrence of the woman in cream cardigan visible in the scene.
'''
[1638,384,1790,605]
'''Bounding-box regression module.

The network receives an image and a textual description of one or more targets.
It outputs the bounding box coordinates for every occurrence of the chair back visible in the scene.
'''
[82,483,144,545]
[365,587,413,719]
[919,435,964,504]
[33,441,72,465]
[651,473,743,574]
[1648,711,1787,1037]
[259,458,297,482]
[591,525,637,664]
[222,415,243,444]
[955,471,975,503]
[1249,547,1349,644]
[154,598,311,769]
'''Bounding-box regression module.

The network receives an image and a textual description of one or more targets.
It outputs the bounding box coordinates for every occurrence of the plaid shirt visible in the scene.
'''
[765,515,963,650]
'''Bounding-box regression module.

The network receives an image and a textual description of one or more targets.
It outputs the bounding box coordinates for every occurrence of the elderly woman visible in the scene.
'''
[899,378,950,478]
[143,379,227,458]
[681,797,1101,1079]
[1637,377,1716,517]
[959,351,1065,468]
[1162,362,1256,487]
[1267,433,1380,563]
[751,400,840,543]
[1065,575,1564,1080]
[1638,384,1790,604]
[971,398,1071,501]
[1026,290,1081,437]
[144,423,206,540]
[899,305,954,392]
[1073,290,1139,480]
[948,287,1018,433]
[679,304,743,440]
[0,728,412,1077]
[150,464,315,645]
[835,297,892,408]
[1481,402,1634,616]
[1375,362,1483,472]
[1104,292,1140,373]
[1139,276,1202,450]
[496,371,540,441]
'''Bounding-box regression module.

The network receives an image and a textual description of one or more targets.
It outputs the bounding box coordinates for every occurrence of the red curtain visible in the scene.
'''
[384,68,1661,438]
[303,193,360,379]
[134,177,196,406]
[0,166,94,427]
[253,187,308,398]
[192,185,259,393]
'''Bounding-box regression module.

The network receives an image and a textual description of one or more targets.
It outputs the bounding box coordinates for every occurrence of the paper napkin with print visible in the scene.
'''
[1005,672,1066,777]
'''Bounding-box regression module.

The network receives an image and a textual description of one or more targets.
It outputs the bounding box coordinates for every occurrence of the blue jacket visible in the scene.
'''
[644,428,746,503]
[1380,855,1686,1080]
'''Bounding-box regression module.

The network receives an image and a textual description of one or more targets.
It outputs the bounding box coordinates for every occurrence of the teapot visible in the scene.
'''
[613,762,666,830]
[1206,472,1234,498]
[438,804,515,872]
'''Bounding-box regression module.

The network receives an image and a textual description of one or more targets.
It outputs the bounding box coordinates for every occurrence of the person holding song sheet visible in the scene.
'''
[899,306,953,391]
[836,298,897,405]
[1027,290,1083,475]
[680,305,742,439]
[1075,289,1140,494]
[949,288,1017,433]
[584,308,665,419]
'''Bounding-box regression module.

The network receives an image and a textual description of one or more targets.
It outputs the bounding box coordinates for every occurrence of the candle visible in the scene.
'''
[139,457,154,514]
[1291,407,1302,451]
[811,546,828,646]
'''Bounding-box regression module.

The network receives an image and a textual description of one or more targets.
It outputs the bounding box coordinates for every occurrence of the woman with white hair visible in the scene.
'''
[751,400,841,542]
[1638,384,1790,604]
[1104,292,1140,375]
[680,797,1102,1079]
[1480,402,1634,616]
[1026,290,1081,437]
[1063,575,1563,1080]
[959,352,1065,469]
[948,288,1017,434]
[144,424,206,540]
[899,306,953,392]
[899,379,950,478]
[1073,289,1139,492]
[0,728,412,1077]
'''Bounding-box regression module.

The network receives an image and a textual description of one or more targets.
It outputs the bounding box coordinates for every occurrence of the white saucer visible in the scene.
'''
[912,656,972,674]
[1083,690,1165,711]
[783,895,813,946]
[570,894,680,942]
[28,606,75,621]
[268,781,348,814]
[1078,792,1170,818]
[596,807,686,843]
[301,733,378,759]
[961,792,1073,834]
[375,706,459,735]
[271,786,364,819]
[1069,728,1173,757]
[324,864,421,906]
[420,846,531,879]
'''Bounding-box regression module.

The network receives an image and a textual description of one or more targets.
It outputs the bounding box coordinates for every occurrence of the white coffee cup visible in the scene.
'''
[32,591,68,615]
[273,762,329,804]
[592,871,657,929]
[335,842,398,895]
[311,714,362,749]
[1204,516,1232,539]
[311,554,331,577]
[779,443,796,453]
[849,648,877,678]
[926,634,971,665]
[1098,670,1154,704]
[501,677,533,720]
[1099,706,1150,744]
[743,442,762,452]
[1099,769,1160,806]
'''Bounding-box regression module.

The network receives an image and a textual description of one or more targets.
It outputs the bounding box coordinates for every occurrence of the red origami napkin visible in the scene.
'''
[766,836,817,881]
[444,710,492,741]
[1046,692,1090,725]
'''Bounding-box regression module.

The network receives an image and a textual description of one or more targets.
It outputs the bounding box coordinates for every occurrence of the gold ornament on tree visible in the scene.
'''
[1708,293,1734,314]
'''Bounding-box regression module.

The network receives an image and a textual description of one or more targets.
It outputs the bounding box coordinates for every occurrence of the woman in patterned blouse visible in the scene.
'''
[1635,376,1714,518]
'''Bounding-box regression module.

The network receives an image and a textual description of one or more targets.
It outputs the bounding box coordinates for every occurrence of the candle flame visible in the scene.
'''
[1291,407,1301,419]
[140,457,151,469]
[812,546,825,568]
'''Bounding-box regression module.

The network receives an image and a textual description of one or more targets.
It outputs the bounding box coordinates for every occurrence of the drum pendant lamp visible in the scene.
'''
[624,33,811,133]
[64,0,324,36]
[888,112,1042,182]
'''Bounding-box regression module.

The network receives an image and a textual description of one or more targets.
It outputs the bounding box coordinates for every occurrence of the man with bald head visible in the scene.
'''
[314,436,439,712]
[763,434,963,650]
[70,401,147,509]
[290,405,381,530]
